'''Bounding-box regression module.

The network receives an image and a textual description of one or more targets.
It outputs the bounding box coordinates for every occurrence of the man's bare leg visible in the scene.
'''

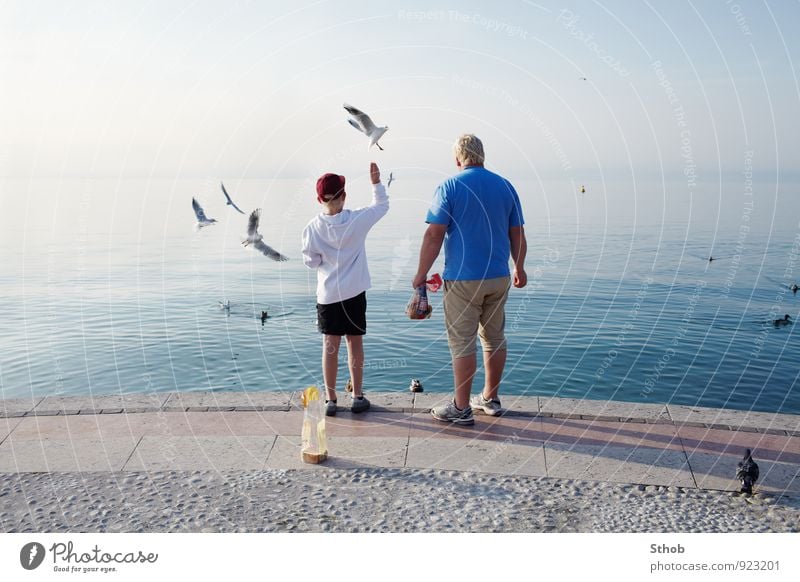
[453,353,477,410]
[482,348,506,401]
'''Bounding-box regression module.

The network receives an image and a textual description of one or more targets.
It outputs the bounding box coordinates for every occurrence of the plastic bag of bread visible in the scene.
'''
[406,286,432,319]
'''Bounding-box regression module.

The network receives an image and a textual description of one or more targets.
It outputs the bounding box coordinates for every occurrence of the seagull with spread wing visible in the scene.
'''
[344,103,388,150]
[220,182,246,214]
[192,197,217,229]
[242,209,288,261]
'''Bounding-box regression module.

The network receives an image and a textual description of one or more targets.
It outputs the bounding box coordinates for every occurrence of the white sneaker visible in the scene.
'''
[470,393,502,416]
[430,400,474,425]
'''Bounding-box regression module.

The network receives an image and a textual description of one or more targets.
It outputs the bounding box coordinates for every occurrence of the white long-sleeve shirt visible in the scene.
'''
[301,183,389,305]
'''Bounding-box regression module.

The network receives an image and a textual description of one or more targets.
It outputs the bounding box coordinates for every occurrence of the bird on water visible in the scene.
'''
[773,314,791,326]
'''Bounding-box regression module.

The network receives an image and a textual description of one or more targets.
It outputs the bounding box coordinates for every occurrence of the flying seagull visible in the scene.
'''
[387,172,394,187]
[343,103,388,150]
[736,448,759,495]
[243,209,288,261]
[691,254,729,262]
[220,182,246,214]
[192,197,217,228]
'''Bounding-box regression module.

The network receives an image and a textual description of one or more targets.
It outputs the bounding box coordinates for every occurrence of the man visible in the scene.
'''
[412,134,527,425]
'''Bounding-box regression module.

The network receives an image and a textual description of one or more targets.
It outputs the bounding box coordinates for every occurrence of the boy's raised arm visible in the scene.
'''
[364,162,389,221]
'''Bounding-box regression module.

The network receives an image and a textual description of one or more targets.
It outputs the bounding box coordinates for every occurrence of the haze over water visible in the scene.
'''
[1,175,798,415]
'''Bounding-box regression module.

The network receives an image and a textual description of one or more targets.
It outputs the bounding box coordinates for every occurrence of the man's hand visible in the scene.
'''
[412,272,427,289]
[370,162,380,185]
[513,268,527,288]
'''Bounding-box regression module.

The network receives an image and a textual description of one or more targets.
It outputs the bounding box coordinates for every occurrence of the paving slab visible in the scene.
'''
[0,396,45,418]
[411,394,539,416]
[8,411,297,441]
[0,390,796,493]
[162,391,292,411]
[9,414,149,441]
[541,397,669,422]
[298,392,416,414]
[686,451,800,493]
[136,411,299,438]
[409,413,543,444]
[500,395,539,416]
[123,436,275,471]
[668,404,800,433]
[676,425,800,464]
[0,437,139,472]
[326,412,412,438]
[35,393,169,415]
[1,417,22,445]
[361,391,415,412]
[406,436,546,476]
[545,442,695,488]
[411,392,451,412]
[265,436,408,470]
[540,417,683,452]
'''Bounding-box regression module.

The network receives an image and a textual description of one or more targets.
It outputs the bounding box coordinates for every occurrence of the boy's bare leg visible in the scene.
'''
[322,334,342,401]
[452,353,477,410]
[345,335,364,397]
[482,348,506,401]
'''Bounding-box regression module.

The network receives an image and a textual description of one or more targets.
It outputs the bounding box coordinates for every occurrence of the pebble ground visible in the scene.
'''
[1,468,798,533]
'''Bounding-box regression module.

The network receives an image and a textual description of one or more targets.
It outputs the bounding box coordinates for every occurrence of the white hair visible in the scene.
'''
[453,134,485,166]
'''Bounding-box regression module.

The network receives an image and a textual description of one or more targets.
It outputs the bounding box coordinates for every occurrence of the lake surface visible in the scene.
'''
[1,176,798,414]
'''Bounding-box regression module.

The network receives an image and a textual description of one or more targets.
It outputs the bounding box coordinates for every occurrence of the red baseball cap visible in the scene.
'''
[316,173,346,203]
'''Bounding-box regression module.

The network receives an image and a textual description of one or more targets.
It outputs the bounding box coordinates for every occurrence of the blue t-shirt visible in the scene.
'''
[426,166,524,281]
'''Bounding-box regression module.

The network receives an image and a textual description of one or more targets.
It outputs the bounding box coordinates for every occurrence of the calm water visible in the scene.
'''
[1,177,798,414]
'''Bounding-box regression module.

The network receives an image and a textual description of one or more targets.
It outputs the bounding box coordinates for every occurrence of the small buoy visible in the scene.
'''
[409,378,423,393]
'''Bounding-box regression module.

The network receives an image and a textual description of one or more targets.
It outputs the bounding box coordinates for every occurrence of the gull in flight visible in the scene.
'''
[220,182,246,214]
[344,103,388,150]
[387,172,394,187]
[243,209,288,261]
[192,197,217,229]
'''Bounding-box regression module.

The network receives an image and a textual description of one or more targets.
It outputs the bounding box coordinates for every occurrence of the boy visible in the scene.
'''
[302,162,388,415]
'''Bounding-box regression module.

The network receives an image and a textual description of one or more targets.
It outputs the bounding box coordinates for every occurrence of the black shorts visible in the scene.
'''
[317,292,367,336]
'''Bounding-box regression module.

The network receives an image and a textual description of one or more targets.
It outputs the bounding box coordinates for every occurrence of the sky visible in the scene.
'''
[1,0,799,185]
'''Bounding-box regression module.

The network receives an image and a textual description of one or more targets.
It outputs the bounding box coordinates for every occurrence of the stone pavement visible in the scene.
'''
[1,391,798,493]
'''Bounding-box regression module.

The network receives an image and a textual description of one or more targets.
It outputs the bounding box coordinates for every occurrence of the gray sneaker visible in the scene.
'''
[351,396,370,413]
[431,400,474,425]
[325,400,337,417]
[470,393,502,416]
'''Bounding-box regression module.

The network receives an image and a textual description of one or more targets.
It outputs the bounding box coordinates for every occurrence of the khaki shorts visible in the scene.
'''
[443,276,511,358]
